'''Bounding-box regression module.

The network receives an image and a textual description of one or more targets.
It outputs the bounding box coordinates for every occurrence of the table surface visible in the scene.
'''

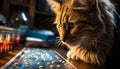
[0,47,104,69]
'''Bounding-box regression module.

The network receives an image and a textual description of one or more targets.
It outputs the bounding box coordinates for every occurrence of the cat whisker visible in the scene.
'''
[55,36,68,49]
[55,36,63,47]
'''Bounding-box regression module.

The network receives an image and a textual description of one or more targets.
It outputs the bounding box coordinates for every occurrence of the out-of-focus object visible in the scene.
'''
[0,26,14,30]
[9,6,29,29]
[25,30,55,47]
[0,13,6,26]
[0,26,21,57]
[25,30,55,42]
[8,6,29,45]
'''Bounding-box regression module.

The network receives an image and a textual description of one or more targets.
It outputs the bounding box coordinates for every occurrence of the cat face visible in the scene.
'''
[47,0,114,47]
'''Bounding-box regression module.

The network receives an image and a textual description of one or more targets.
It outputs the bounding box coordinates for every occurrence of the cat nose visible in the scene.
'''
[60,31,68,42]
[61,36,67,42]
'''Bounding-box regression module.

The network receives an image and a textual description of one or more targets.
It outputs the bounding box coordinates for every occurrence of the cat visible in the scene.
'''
[47,0,116,66]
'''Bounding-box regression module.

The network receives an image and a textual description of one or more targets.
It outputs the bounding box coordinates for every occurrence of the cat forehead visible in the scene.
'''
[54,1,90,23]
[55,13,87,24]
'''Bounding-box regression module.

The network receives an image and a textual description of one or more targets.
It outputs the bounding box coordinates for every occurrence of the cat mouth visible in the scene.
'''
[61,40,79,46]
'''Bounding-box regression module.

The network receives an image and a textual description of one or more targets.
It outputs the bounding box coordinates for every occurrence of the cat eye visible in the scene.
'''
[68,22,75,28]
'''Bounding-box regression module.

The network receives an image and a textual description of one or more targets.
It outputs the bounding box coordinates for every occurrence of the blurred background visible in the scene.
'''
[0,0,120,30]
[0,0,56,31]
[0,0,61,51]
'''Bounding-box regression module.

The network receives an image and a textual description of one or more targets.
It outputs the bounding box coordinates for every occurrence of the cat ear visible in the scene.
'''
[73,0,96,10]
[47,0,61,14]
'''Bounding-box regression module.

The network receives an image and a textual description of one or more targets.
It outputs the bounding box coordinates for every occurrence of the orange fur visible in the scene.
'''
[47,0,115,66]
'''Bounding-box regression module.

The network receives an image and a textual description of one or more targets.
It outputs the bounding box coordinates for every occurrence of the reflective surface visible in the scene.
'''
[1,47,76,69]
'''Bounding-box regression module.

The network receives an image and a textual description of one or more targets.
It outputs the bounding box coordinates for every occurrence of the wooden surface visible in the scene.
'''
[0,49,21,67]
[0,47,103,69]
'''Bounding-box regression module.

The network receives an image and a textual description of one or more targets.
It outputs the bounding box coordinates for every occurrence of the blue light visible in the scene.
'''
[21,12,28,21]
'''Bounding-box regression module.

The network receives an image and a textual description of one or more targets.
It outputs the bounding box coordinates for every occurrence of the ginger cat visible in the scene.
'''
[47,0,116,66]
